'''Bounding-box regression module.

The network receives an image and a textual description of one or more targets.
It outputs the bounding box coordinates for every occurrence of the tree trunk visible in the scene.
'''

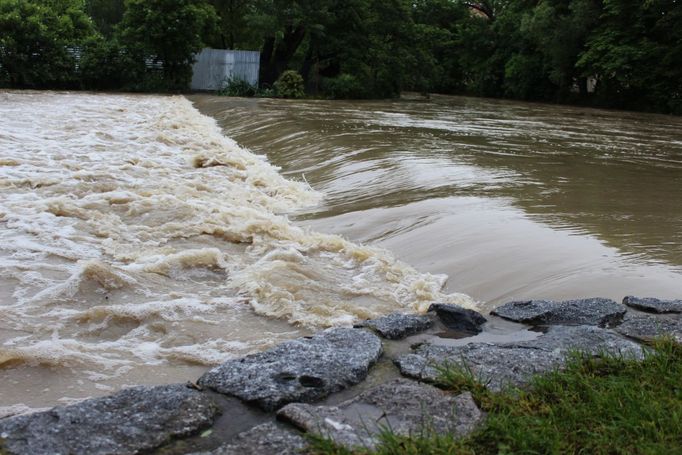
[259,24,307,87]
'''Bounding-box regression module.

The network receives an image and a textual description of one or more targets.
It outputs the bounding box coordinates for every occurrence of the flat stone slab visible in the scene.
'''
[356,313,433,339]
[190,422,308,455]
[0,384,219,455]
[615,314,682,343]
[396,325,643,391]
[198,328,383,411]
[623,296,682,314]
[277,379,483,449]
[492,298,626,327]
[428,304,487,334]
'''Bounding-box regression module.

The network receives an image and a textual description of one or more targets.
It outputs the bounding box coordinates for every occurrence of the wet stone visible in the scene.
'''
[356,312,433,339]
[198,328,383,411]
[427,304,487,334]
[189,422,308,455]
[0,384,219,455]
[622,296,682,314]
[615,313,682,343]
[395,325,644,391]
[277,379,483,450]
[491,298,626,327]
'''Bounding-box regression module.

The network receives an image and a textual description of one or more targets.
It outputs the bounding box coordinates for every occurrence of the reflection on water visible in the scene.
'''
[191,94,682,307]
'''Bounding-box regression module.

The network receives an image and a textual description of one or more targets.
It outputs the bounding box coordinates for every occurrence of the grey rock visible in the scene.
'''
[356,313,433,339]
[190,422,307,455]
[492,298,626,327]
[427,304,487,334]
[615,313,682,343]
[198,328,383,411]
[396,325,643,391]
[0,384,219,455]
[277,379,483,450]
[623,296,682,314]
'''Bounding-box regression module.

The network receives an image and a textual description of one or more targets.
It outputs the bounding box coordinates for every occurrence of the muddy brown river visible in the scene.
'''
[193,94,682,305]
[1,91,681,411]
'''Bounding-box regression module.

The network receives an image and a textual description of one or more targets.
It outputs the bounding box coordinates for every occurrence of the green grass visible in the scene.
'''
[308,338,682,455]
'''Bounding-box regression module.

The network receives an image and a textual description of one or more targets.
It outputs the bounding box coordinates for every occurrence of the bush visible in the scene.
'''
[273,70,305,99]
[79,37,143,90]
[322,73,368,99]
[117,0,218,91]
[217,76,256,97]
[0,0,95,88]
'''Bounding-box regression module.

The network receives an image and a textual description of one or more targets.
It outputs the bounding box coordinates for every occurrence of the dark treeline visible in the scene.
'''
[1,0,680,113]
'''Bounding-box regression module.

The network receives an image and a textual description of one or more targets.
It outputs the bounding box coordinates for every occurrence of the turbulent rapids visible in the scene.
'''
[0,91,473,407]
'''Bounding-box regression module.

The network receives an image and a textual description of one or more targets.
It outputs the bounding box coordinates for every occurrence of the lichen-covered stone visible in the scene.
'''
[356,313,433,339]
[189,422,307,455]
[277,379,483,449]
[622,296,682,314]
[491,298,626,327]
[615,313,682,343]
[396,325,643,391]
[0,384,219,455]
[198,328,383,411]
[427,304,487,334]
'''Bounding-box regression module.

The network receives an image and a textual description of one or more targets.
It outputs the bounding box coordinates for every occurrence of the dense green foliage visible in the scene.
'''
[0,0,216,90]
[117,0,218,90]
[273,69,304,98]
[0,0,95,87]
[217,75,257,96]
[1,0,680,112]
[310,338,682,454]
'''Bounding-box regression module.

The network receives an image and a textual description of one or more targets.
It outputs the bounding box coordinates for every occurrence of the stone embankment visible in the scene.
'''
[1,296,680,454]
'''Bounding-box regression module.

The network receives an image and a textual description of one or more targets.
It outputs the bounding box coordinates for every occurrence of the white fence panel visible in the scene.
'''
[191,48,260,91]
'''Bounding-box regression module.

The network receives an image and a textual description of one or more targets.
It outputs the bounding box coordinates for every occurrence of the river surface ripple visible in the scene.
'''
[192,94,682,307]
[0,91,473,410]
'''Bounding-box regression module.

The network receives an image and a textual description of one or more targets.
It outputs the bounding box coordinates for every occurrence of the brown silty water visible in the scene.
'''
[1,91,681,412]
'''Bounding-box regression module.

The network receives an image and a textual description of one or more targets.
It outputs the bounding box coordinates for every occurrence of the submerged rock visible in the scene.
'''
[615,313,682,343]
[0,384,219,455]
[491,298,626,327]
[396,325,643,391]
[198,328,383,411]
[622,296,682,314]
[356,312,433,339]
[277,379,483,449]
[427,304,487,334]
[190,422,308,455]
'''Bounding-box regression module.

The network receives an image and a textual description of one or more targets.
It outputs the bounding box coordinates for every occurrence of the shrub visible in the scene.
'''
[217,76,256,97]
[322,73,368,99]
[79,37,143,90]
[273,70,305,99]
[0,0,95,88]
[117,0,219,91]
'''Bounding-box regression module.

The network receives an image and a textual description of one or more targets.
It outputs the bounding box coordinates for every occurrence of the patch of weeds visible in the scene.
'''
[217,76,257,97]
[434,361,498,410]
[306,433,356,455]
[310,338,682,454]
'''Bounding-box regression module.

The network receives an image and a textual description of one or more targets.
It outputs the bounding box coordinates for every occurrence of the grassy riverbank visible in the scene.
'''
[310,338,682,454]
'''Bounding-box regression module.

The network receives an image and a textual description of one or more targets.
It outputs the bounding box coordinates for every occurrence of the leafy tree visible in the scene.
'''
[578,0,682,113]
[0,0,95,87]
[78,34,141,89]
[85,0,124,37]
[207,0,260,49]
[246,0,329,87]
[117,0,219,90]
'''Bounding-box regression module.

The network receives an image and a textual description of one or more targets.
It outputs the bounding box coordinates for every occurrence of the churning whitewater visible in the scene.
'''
[0,91,473,406]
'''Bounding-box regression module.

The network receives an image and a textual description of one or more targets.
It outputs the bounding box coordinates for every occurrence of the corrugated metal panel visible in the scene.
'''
[190,48,260,91]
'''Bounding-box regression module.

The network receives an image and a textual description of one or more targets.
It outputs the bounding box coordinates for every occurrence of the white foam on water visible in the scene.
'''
[0,91,474,405]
